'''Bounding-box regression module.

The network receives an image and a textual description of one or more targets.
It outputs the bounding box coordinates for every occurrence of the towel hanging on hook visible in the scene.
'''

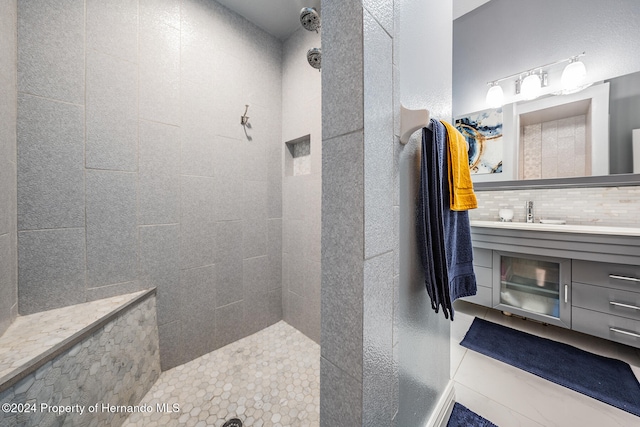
[400,104,430,144]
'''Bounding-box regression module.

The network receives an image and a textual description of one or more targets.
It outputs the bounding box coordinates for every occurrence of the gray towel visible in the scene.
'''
[417,121,452,319]
[417,119,476,320]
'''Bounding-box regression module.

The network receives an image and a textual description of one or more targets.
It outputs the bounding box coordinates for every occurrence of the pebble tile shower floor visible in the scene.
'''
[122,321,320,427]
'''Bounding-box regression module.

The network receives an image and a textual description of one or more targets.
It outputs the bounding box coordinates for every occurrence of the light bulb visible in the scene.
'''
[486,84,504,108]
[521,73,541,100]
[561,59,587,93]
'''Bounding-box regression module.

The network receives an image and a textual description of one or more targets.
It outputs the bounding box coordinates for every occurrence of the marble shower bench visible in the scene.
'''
[0,289,160,427]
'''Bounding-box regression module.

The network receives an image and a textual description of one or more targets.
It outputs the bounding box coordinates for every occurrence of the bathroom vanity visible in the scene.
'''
[467,221,640,349]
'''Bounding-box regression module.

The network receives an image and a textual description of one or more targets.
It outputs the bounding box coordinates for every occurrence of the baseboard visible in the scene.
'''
[424,380,456,427]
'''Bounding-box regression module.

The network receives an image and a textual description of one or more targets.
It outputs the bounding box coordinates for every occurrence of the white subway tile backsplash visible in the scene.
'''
[471,185,640,227]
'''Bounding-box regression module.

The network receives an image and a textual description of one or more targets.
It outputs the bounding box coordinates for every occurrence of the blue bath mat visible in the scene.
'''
[446,402,497,427]
[460,317,640,417]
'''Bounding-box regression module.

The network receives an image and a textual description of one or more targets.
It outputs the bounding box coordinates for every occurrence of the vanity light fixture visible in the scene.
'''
[485,52,588,107]
[561,56,588,94]
[520,72,543,100]
[485,81,504,108]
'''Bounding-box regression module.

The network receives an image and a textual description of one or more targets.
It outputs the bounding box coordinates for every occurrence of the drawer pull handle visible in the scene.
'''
[609,327,640,339]
[610,301,640,311]
[609,274,640,283]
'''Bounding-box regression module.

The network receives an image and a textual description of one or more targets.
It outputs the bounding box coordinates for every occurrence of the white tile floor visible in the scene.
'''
[451,300,640,427]
[122,321,319,427]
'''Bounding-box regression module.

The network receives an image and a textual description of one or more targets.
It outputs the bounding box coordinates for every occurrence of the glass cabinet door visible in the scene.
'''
[493,251,571,328]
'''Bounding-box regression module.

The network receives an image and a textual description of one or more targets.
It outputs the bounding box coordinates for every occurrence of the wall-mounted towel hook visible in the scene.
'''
[400,105,430,144]
[240,104,250,126]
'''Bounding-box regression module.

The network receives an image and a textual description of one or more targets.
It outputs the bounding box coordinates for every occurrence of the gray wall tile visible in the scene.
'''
[139,16,179,125]
[216,220,243,307]
[364,11,394,259]
[180,265,217,360]
[321,0,364,140]
[139,0,180,30]
[17,94,84,230]
[321,131,364,380]
[18,228,86,315]
[180,176,216,269]
[288,243,305,296]
[320,357,363,426]
[86,50,138,171]
[267,146,283,219]
[304,259,321,313]
[363,252,394,427]
[363,0,393,36]
[243,181,268,258]
[86,170,138,287]
[245,287,281,336]
[0,235,13,334]
[215,300,247,349]
[0,160,14,236]
[304,174,322,261]
[86,280,143,302]
[243,139,267,181]
[13,0,288,374]
[139,225,180,325]
[0,0,17,164]
[243,255,270,296]
[17,0,84,104]
[86,0,138,62]
[181,265,216,310]
[281,26,322,342]
[158,321,186,371]
[210,53,246,141]
[283,177,306,220]
[139,120,180,225]
[180,79,215,177]
[215,136,243,221]
[180,0,218,84]
[266,219,282,291]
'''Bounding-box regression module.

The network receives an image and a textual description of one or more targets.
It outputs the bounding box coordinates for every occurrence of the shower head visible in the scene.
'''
[300,7,320,32]
[307,48,321,70]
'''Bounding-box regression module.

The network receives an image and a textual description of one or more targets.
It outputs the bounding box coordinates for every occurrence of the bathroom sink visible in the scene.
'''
[469,220,640,237]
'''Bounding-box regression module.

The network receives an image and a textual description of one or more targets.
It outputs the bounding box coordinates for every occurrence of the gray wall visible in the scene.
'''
[0,0,18,336]
[320,0,452,425]
[16,0,283,370]
[281,26,322,344]
[397,0,453,426]
[453,0,640,173]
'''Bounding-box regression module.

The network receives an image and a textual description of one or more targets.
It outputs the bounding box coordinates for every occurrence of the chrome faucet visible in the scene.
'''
[526,201,534,223]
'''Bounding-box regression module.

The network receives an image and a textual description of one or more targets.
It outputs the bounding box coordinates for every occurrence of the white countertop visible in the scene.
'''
[469,220,640,237]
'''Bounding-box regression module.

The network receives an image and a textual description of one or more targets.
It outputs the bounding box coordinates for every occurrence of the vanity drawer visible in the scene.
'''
[460,285,492,307]
[572,307,640,349]
[475,266,492,288]
[572,260,640,292]
[573,282,640,321]
[473,247,492,268]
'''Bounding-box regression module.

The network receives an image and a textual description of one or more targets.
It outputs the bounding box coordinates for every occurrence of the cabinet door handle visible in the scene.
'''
[609,301,640,311]
[609,274,640,283]
[609,327,640,339]
[564,284,568,303]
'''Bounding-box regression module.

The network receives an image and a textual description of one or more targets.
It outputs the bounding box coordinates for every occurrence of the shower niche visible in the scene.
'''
[285,135,311,176]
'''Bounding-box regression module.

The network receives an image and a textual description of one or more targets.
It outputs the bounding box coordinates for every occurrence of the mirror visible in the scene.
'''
[453,0,640,190]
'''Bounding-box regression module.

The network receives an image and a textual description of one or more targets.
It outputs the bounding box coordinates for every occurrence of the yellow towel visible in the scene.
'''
[441,120,478,211]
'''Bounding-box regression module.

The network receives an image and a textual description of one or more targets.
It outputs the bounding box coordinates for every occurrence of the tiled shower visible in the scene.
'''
[2,0,320,373]
[1,0,456,426]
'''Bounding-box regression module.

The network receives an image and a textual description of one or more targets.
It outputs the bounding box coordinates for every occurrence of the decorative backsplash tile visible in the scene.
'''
[470,185,640,227]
